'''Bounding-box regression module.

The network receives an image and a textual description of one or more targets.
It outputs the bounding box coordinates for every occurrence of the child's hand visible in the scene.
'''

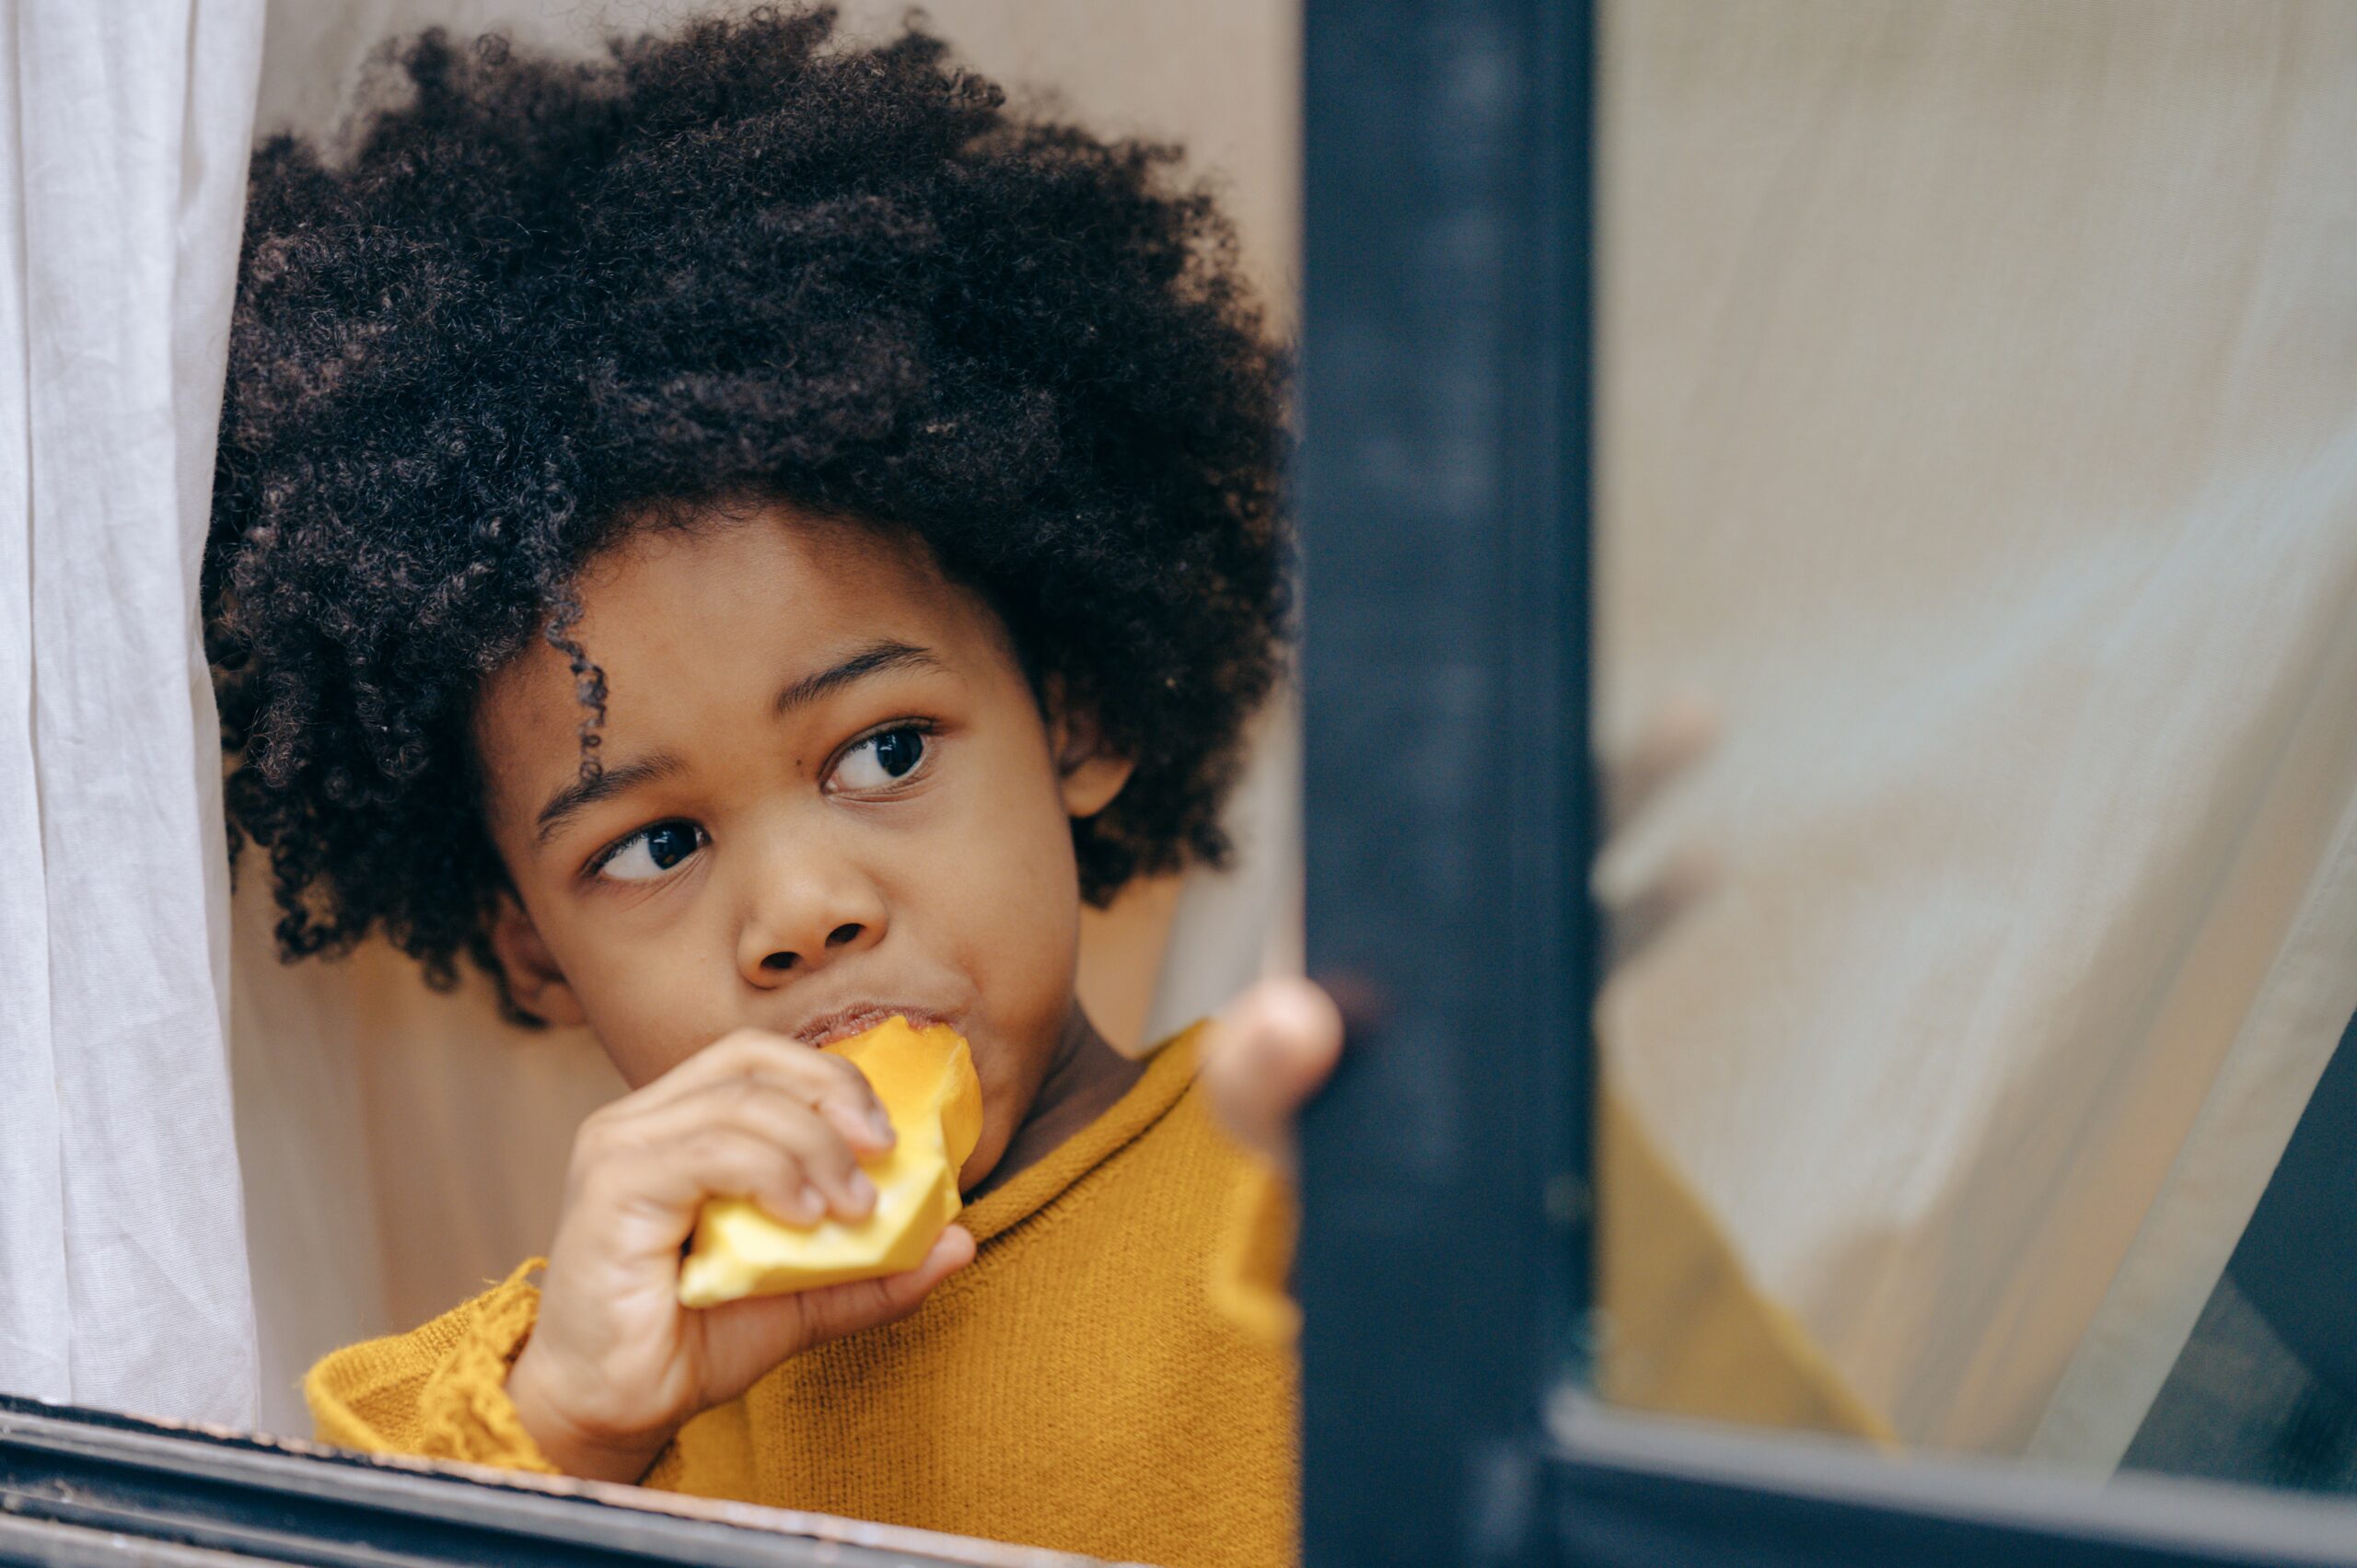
[1202,695,1721,1176]
[505,1029,975,1483]
[1203,976,1346,1179]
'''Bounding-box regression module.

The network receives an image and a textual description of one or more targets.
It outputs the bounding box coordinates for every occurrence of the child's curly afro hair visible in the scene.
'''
[206,6,1290,1006]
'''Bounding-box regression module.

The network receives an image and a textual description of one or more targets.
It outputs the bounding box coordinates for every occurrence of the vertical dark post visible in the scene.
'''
[1296,2,1597,1565]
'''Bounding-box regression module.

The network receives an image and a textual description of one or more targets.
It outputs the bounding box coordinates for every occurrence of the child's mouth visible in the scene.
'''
[793,1003,953,1050]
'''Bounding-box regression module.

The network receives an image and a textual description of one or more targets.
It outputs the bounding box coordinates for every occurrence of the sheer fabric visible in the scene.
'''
[1600,0,2357,1462]
[0,0,265,1424]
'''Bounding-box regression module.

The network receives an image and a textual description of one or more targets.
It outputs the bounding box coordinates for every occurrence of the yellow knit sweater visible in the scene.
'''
[308,1027,1296,1567]
[308,1028,1887,1568]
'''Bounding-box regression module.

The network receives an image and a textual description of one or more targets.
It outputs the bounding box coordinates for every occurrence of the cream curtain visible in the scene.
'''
[0,0,264,1424]
[1600,0,2357,1462]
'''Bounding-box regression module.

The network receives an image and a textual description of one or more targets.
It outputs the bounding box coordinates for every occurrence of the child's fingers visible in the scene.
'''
[616,1080,879,1221]
[600,1029,896,1153]
[579,1124,825,1253]
[701,1034,898,1152]
[1205,976,1345,1169]
[586,1098,882,1252]
[691,1225,976,1394]
[784,1225,976,1345]
[1597,842,1720,970]
[1601,690,1717,829]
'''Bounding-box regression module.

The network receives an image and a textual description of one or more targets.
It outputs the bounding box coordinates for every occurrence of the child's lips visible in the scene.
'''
[793,1003,952,1049]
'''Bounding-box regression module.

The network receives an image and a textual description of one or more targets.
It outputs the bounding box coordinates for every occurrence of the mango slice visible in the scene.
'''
[677,1016,984,1308]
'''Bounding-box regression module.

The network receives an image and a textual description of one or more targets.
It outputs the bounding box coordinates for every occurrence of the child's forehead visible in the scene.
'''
[468,503,1015,793]
[571,504,970,657]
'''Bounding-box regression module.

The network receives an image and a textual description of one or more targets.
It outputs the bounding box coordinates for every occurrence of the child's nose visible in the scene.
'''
[752,918,881,978]
[737,862,888,985]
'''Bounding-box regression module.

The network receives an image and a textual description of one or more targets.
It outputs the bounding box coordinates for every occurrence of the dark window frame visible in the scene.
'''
[0,1395,1040,1567]
[1295,0,1598,1560]
[1294,2,2357,1565]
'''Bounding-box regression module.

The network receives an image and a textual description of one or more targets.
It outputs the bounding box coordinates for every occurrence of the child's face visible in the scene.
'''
[470,505,1132,1190]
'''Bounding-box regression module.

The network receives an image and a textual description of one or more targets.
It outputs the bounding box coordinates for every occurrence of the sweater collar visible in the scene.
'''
[959,1022,1207,1248]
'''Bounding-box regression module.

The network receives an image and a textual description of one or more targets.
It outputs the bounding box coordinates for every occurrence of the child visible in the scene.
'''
[207,13,1293,1565]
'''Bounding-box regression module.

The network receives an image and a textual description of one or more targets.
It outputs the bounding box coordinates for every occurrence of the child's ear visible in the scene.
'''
[1048,681,1135,819]
[488,890,587,1028]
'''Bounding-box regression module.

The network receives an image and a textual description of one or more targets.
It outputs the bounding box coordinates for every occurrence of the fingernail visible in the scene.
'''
[848,1171,877,1211]
[867,1109,895,1144]
[798,1182,826,1219]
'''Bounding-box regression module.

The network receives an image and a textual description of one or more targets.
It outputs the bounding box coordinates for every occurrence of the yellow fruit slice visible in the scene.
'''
[677,1016,984,1307]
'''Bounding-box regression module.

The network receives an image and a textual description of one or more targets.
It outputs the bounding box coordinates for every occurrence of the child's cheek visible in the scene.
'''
[956,842,1090,1156]
[576,951,744,1091]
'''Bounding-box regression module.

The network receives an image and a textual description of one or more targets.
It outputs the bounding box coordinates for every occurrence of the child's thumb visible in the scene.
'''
[1205,976,1345,1173]
[693,1225,974,1400]
[786,1225,977,1346]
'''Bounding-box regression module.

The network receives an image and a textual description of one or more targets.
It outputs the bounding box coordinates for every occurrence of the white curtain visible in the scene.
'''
[1601,0,2357,1462]
[0,0,264,1423]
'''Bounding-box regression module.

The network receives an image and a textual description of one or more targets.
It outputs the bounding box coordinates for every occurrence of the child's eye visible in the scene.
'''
[595,820,707,883]
[830,726,928,794]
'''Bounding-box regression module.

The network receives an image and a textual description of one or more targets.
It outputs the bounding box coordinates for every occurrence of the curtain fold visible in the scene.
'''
[1600,0,2357,1460]
[0,0,264,1424]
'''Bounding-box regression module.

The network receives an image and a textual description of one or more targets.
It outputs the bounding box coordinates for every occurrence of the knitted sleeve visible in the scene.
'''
[304,1259,561,1474]
[1201,1086,1889,1447]
[1210,1156,1301,1345]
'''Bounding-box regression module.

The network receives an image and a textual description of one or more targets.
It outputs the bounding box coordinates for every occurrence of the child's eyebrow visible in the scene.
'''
[771,640,942,718]
[535,753,686,846]
[530,641,943,848]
